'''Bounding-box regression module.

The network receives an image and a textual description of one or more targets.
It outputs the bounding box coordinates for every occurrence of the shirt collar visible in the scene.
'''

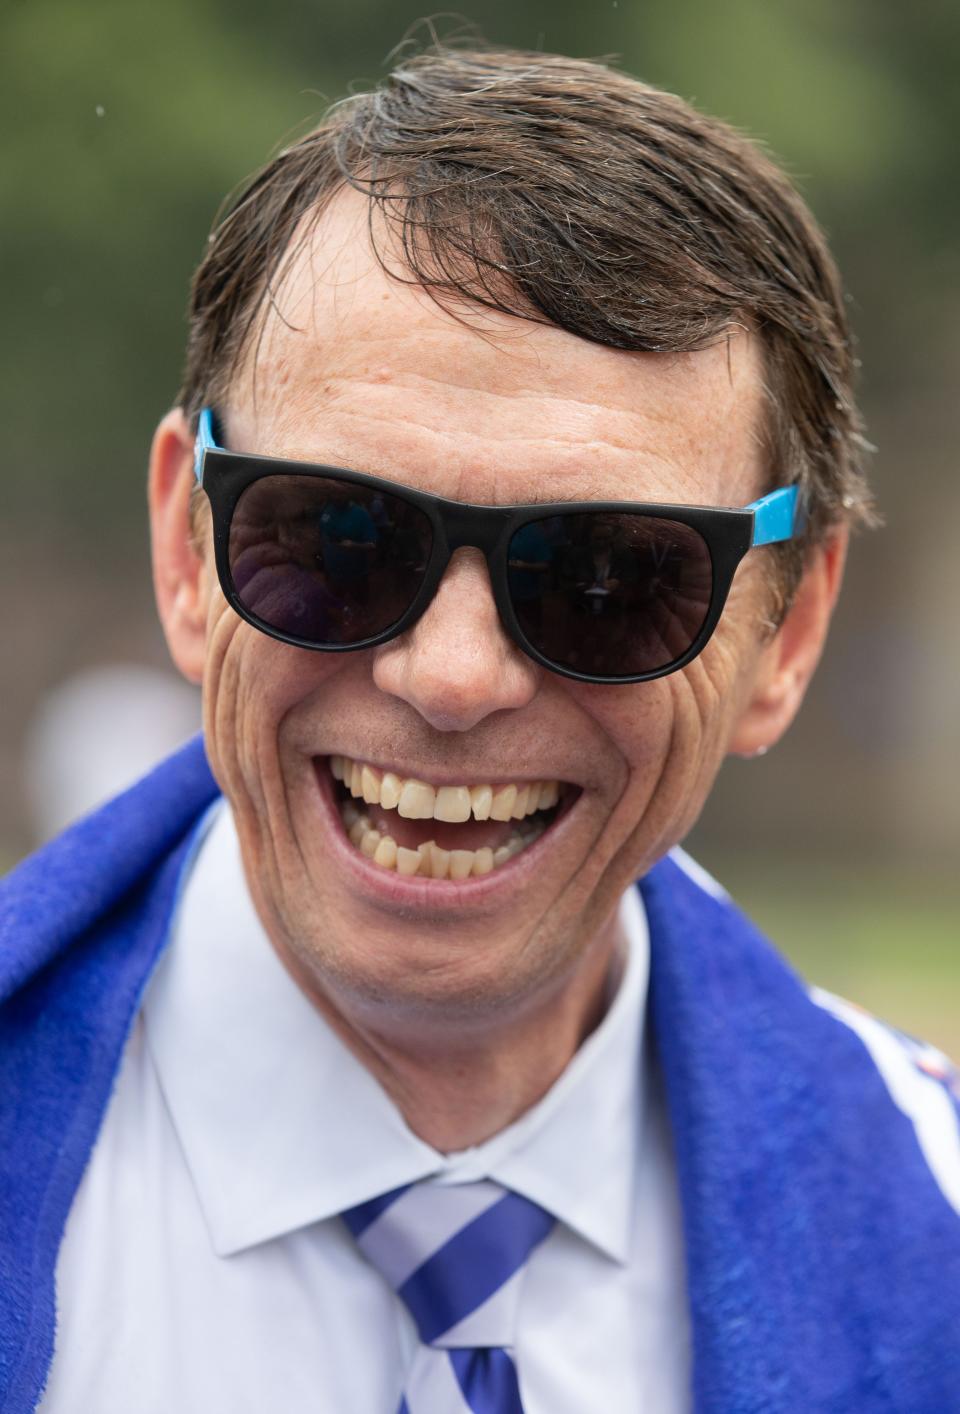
[143,802,649,1265]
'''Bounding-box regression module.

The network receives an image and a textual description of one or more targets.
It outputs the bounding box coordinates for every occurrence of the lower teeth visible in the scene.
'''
[340,799,545,878]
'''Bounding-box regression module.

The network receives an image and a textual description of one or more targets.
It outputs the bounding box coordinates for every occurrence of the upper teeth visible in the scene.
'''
[330,756,561,822]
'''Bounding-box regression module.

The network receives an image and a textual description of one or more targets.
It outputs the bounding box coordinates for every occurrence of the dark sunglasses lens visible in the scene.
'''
[507,513,713,678]
[228,475,433,645]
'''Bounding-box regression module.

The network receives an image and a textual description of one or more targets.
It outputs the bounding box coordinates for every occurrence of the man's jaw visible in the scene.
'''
[322,754,576,882]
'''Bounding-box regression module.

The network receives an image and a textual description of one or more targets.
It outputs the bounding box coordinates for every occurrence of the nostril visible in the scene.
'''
[373,664,538,733]
[370,580,541,730]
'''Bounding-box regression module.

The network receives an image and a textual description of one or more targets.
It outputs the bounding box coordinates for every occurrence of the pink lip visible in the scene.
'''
[312,759,581,912]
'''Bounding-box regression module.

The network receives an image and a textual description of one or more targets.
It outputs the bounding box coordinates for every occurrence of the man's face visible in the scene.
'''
[160,193,795,1035]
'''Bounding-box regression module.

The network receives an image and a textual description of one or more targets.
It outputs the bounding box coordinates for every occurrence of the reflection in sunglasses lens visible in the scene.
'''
[507,513,713,677]
[229,475,433,644]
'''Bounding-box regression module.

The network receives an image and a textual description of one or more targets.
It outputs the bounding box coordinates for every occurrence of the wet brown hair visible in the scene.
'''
[178,42,874,613]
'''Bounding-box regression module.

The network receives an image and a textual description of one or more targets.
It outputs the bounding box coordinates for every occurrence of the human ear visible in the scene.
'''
[728,528,849,758]
[148,408,210,685]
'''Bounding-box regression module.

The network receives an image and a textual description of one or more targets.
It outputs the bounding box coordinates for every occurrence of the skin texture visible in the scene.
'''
[150,191,847,1149]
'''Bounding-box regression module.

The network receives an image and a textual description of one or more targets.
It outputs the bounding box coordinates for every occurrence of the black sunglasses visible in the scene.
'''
[194,409,802,686]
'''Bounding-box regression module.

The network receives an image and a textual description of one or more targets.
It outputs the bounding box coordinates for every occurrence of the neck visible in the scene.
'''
[293,916,627,1152]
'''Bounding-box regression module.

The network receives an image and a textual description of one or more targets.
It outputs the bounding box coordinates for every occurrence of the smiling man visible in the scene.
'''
[3,42,960,1414]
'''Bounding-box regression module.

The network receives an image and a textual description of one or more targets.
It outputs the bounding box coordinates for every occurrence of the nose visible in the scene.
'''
[371,548,541,732]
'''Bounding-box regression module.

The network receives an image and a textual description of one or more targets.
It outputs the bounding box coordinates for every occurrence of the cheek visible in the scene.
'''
[580,676,703,789]
[621,680,712,813]
[628,627,765,845]
[200,599,337,816]
[583,646,749,867]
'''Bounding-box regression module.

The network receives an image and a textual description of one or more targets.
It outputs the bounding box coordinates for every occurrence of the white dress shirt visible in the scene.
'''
[40,801,691,1413]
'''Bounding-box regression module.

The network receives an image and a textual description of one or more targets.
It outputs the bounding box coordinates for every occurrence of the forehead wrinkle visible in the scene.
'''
[343,367,750,476]
[244,343,761,508]
[316,364,705,429]
[263,404,730,510]
[275,377,683,461]
[235,360,763,508]
[249,345,752,458]
[240,339,764,503]
[261,321,754,423]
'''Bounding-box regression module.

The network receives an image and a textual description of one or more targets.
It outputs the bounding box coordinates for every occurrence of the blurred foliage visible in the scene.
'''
[3,0,319,531]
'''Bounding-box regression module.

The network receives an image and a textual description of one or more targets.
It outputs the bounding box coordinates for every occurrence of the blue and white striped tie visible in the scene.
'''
[343,1179,555,1413]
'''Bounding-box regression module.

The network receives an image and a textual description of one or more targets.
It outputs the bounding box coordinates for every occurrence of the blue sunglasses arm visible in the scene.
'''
[194,407,220,485]
[747,485,802,546]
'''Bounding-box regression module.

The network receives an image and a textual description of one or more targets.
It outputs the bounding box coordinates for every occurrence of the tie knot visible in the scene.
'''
[343,1179,555,1348]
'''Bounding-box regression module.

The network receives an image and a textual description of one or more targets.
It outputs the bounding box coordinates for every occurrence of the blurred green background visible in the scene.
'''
[2,0,957,1049]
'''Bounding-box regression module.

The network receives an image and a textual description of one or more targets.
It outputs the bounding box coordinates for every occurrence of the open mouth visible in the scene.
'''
[328,755,574,880]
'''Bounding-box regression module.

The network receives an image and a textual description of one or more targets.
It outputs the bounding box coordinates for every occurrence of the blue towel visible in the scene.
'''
[1,735,958,1411]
